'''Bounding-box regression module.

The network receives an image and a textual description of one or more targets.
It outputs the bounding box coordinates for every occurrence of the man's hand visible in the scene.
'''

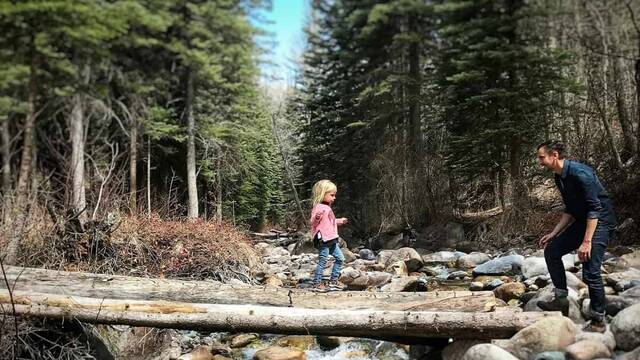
[578,241,592,262]
[538,233,555,249]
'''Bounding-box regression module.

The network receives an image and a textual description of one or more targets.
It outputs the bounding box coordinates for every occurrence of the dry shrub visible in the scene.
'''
[17,211,260,283]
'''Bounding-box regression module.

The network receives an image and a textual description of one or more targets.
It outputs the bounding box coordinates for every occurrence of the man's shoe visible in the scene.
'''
[537,297,569,316]
[583,320,606,333]
[327,280,346,291]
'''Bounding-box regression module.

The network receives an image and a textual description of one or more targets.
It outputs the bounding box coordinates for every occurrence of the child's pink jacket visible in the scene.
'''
[310,203,346,242]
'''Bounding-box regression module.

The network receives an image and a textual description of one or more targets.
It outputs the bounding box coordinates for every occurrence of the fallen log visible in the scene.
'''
[0,290,561,340]
[1,266,496,312]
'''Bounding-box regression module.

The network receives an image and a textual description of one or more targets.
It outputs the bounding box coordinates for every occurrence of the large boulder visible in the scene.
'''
[358,249,376,261]
[338,268,392,290]
[604,268,640,292]
[611,303,640,351]
[621,249,640,268]
[473,255,524,276]
[377,248,424,272]
[497,317,578,360]
[442,340,485,360]
[462,344,518,360]
[414,222,465,249]
[524,285,583,323]
[521,255,574,279]
[575,329,616,352]
[617,346,640,360]
[621,285,640,298]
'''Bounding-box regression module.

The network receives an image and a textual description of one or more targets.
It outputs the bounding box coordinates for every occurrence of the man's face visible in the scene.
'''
[537,147,558,170]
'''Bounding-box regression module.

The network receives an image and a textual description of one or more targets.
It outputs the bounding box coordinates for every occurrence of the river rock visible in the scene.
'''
[532,352,565,360]
[442,340,485,360]
[470,282,484,291]
[603,257,630,272]
[230,334,258,348]
[421,251,462,267]
[274,336,316,350]
[457,253,491,269]
[388,260,408,276]
[264,275,284,287]
[565,340,611,360]
[494,282,526,302]
[339,269,392,290]
[253,346,306,360]
[521,255,574,279]
[611,303,640,351]
[178,345,214,360]
[616,346,640,360]
[485,279,505,290]
[621,285,640,298]
[381,276,428,292]
[565,272,587,291]
[497,317,578,359]
[524,285,583,322]
[621,249,640,268]
[462,344,519,360]
[605,268,640,292]
[342,248,357,263]
[358,249,375,261]
[575,329,616,352]
[377,247,424,272]
[473,255,524,276]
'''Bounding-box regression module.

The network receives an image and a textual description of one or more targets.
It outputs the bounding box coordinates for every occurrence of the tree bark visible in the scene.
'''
[0,266,496,313]
[185,68,198,219]
[1,117,10,195]
[0,290,560,340]
[129,119,138,215]
[5,55,38,265]
[70,94,87,224]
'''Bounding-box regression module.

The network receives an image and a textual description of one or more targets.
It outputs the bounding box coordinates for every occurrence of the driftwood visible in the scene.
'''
[0,290,560,340]
[0,266,497,312]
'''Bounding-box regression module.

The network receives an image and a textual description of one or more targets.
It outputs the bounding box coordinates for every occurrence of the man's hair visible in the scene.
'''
[537,140,567,159]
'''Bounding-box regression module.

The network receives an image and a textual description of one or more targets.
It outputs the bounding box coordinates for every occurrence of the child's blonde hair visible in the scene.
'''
[311,179,337,205]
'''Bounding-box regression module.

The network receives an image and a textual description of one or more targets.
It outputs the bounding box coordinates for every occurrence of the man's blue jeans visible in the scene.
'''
[314,239,344,284]
[544,221,611,321]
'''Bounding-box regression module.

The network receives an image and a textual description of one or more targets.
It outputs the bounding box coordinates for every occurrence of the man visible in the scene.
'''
[536,140,616,333]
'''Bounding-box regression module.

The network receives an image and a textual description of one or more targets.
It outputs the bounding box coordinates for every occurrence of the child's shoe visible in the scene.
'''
[327,280,346,291]
[311,281,328,293]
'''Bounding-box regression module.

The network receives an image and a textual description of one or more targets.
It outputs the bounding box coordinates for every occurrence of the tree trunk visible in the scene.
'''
[609,11,637,157]
[0,265,496,312]
[70,94,87,224]
[129,119,138,214]
[147,137,151,219]
[408,16,421,162]
[5,56,38,265]
[216,152,222,221]
[0,290,559,340]
[185,68,198,219]
[1,117,10,195]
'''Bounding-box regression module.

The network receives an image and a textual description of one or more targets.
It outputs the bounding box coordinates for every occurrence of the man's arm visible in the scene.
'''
[538,212,573,248]
[578,218,598,262]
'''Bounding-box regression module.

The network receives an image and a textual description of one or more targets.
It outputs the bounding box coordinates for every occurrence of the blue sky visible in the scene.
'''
[259,0,307,84]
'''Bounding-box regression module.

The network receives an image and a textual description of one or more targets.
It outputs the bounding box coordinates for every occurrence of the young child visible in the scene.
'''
[310,180,348,291]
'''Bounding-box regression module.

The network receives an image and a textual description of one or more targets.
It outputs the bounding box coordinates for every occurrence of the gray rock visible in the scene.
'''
[524,285,583,323]
[462,344,518,360]
[421,251,461,266]
[358,249,375,261]
[377,247,424,272]
[575,329,616,352]
[473,255,525,276]
[621,285,640,298]
[442,340,486,360]
[457,253,491,269]
[381,276,428,292]
[532,351,565,360]
[565,340,611,360]
[611,303,640,351]
[616,346,640,360]
[485,279,504,290]
[448,270,469,280]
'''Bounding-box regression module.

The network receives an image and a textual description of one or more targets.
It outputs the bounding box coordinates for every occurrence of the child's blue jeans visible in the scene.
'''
[314,238,344,284]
